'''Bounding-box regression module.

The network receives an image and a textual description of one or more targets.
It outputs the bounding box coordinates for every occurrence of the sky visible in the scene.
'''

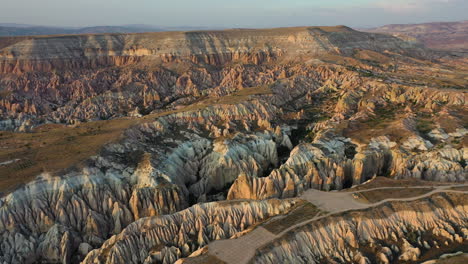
[1,0,467,28]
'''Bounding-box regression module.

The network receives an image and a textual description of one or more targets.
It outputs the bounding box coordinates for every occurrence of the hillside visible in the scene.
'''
[0,24,221,37]
[364,20,468,52]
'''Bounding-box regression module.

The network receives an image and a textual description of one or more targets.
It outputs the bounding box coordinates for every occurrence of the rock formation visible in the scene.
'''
[252,192,468,264]
[0,26,466,263]
[82,199,297,264]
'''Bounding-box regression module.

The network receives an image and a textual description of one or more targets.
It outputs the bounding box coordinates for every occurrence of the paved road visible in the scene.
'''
[204,183,468,264]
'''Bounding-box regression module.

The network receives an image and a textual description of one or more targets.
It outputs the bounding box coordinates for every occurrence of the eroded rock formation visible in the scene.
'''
[82,199,298,264]
[252,193,468,264]
[0,26,466,264]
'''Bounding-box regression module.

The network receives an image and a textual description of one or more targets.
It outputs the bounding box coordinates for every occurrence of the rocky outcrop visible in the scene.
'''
[252,192,468,264]
[0,109,294,263]
[227,135,467,200]
[82,199,298,264]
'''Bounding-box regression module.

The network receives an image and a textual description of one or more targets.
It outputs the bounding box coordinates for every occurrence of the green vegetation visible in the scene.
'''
[346,65,380,78]
[306,130,316,142]
[365,105,397,128]
[416,118,435,134]
[405,227,419,245]
[459,159,466,168]
[359,71,375,77]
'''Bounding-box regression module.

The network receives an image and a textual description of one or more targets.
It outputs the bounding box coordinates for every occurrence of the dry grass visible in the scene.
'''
[188,85,272,107]
[348,177,452,191]
[436,106,468,134]
[141,85,272,118]
[343,117,413,145]
[450,186,468,192]
[0,113,171,193]
[0,36,32,49]
[354,49,392,64]
[0,90,12,99]
[263,202,321,234]
[317,53,365,67]
[0,118,138,193]
[386,63,468,90]
[353,187,434,203]
[418,243,468,264]
[431,254,468,264]
[0,106,192,194]
[182,254,226,264]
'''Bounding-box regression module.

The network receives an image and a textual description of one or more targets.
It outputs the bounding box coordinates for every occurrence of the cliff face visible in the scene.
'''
[0,26,424,70]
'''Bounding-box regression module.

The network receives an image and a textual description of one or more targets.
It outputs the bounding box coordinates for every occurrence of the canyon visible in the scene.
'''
[0,26,466,264]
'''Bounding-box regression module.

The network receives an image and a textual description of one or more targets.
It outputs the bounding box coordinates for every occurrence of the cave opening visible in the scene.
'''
[344,144,357,159]
[342,176,354,189]
[277,145,291,163]
[205,182,232,202]
[289,125,309,146]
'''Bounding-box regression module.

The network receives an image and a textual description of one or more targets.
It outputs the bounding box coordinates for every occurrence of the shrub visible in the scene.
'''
[416,119,434,134]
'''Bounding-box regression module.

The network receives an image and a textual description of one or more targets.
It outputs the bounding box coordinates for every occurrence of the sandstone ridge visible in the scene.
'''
[0,26,424,73]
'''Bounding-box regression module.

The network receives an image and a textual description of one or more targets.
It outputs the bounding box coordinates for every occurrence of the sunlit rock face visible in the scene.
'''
[228,134,467,200]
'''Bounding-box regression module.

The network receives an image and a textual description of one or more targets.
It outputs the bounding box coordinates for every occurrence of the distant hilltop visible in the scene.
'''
[0,24,222,37]
[362,20,468,52]
[0,26,426,73]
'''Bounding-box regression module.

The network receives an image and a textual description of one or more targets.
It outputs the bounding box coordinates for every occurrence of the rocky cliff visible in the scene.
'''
[0,26,424,71]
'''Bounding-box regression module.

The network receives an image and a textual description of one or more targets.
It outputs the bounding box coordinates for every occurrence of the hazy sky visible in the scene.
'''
[2,0,467,28]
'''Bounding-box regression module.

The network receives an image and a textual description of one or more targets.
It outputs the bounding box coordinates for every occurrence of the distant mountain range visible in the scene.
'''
[363,20,468,52]
[1,21,467,53]
[0,24,221,36]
